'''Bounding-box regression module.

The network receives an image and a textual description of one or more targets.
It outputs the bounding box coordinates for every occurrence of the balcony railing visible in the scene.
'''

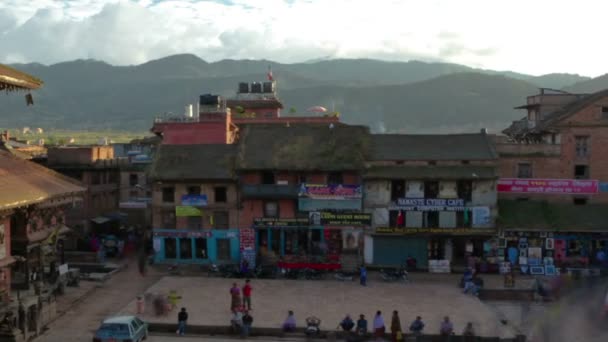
[495,143,561,157]
[241,184,300,199]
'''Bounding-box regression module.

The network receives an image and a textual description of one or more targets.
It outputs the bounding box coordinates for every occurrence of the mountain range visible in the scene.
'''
[1,54,607,133]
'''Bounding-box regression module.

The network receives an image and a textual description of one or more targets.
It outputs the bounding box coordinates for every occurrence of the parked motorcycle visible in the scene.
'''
[334,271,357,281]
[380,268,409,282]
[304,268,326,280]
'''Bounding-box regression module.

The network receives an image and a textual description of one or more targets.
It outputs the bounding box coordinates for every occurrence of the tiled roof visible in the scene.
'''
[0,150,85,211]
[149,144,236,181]
[236,124,370,171]
[370,133,498,161]
[535,89,608,131]
[364,165,497,180]
[0,63,43,91]
[497,200,608,231]
[504,89,608,136]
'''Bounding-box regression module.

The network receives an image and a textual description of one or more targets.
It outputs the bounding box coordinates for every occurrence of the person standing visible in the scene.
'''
[390,310,402,342]
[230,283,241,311]
[373,311,385,340]
[360,265,367,286]
[282,310,296,332]
[242,279,253,310]
[242,310,253,337]
[176,307,188,336]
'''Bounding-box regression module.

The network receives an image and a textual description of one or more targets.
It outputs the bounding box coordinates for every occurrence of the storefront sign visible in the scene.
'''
[497,178,599,194]
[0,224,5,259]
[153,230,212,238]
[119,201,148,209]
[181,195,208,206]
[396,198,466,211]
[253,218,309,227]
[299,184,362,199]
[314,212,372,226]
[376,227,495,235]
[600,182,608,192]
[299,198,362,211]
[175,206,202,217]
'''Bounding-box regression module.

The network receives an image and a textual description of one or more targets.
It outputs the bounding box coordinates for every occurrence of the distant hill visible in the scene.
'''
[563,74,608,93]
[0,55,594,132]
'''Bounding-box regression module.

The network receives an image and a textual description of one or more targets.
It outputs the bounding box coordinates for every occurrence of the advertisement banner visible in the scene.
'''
[311,212,372,226]
[298,198,362,211]
[0,224,5,260]
[299,184,362,199]
[153,229,212,238]
[253,218,309,228]
[181,194,208,206]
[175,206,202,217]
[395,198,466,211]
[497,178,598,194]
[375,227,495,235]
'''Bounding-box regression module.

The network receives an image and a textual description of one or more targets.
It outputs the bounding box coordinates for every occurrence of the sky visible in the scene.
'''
[0,0,606,77]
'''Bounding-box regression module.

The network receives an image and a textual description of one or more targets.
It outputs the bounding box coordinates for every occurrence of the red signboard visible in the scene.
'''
[497,178,599,194]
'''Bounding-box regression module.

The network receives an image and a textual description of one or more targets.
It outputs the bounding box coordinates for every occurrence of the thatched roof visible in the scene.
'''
[235,124,370,171]
[0,64,43,91]
[370,133,498,161]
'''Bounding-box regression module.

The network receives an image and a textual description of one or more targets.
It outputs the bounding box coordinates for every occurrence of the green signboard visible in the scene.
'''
[175,206,202,217]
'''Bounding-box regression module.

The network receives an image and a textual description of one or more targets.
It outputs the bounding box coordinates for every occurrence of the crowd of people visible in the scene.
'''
[172,275,481,340]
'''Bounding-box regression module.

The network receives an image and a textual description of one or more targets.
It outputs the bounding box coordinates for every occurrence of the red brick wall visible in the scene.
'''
[161,122,228,145]
[239,199,297,229]
[498,96,608,203]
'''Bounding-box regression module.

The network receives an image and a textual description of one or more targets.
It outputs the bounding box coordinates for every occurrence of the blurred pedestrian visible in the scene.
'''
[282,310,296,332]
[230,283,241,311]
[356,314,368,335]
[409,316,424,336]
[242,279,253,310]
[373,311,385,340]
[360,265,367,286]
[176,307,188,336]
[390,310,402,342]
[440,316,454,340]
[242,310,253,337]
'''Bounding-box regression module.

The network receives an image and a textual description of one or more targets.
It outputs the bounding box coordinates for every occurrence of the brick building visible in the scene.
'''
[44,146,121,235]
[149,144,240,264]
[363,132,499,270]
[496,88,608,271]
[0,150,84,341]
[235,124,369,267]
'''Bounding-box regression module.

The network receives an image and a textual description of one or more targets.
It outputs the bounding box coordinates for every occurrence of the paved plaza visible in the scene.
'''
[119,273,526,338]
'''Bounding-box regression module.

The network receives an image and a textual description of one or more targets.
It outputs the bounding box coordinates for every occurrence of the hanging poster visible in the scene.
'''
[0,224,5,259]
[472,207,491,227]
[497,178,598,194]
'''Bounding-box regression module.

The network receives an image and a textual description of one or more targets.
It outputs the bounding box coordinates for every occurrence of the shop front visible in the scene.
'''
[254,214,368,268]
[372,227,497,271]
[500,230,608,275]
[153,229,240,264]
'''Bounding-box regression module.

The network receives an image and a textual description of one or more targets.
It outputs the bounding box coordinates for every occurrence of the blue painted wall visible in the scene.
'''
[153,229,240,264]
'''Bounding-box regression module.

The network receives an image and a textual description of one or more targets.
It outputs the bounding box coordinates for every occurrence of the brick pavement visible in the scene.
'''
[35,259,162,342]
[118,273,523,338]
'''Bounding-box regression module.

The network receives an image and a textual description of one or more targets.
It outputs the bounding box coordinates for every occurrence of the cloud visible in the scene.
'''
[0,0,606,76]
